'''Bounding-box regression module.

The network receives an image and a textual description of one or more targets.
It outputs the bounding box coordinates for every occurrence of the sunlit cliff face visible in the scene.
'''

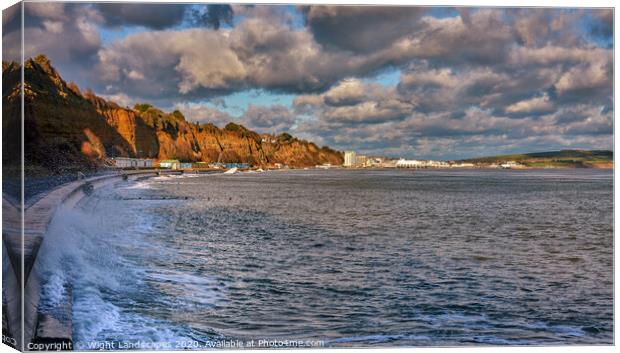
[3,3,613,159]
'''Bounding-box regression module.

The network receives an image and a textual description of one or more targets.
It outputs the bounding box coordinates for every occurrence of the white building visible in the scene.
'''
[343,151,356,167]
[500,161,519,169]
[451,162,475,168]
[396,159,425,168]
[396,159,450,168]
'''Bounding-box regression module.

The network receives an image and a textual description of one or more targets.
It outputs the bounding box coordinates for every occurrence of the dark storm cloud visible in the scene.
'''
[2,2,21,35]
[2,2,21,60]
[2,2,102,73]
[507,8,583,47]
[299,5,427,53]
[94,3,188,29]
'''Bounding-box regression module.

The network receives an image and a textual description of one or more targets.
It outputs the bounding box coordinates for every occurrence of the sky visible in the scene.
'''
[2,2,614,159]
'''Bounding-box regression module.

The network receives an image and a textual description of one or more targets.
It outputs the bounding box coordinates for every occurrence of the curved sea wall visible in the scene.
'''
[2,170,183,350]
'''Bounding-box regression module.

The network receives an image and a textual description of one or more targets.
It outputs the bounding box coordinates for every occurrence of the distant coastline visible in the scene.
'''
[337,149,613,170]
[459,150,613,169]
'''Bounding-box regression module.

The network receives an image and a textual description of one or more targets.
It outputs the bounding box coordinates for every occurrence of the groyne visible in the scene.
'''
[2,169,186,350]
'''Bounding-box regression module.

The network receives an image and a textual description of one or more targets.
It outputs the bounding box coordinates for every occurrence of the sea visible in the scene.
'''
[36,168,614,348]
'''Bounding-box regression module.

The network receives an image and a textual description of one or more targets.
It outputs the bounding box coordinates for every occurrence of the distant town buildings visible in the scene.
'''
[355,154,367,167]
[395,159,425,168]
[396,159,451,168]
[365,157,385,167]
[451,162,475,168]
[343,151,357,167]
[341,150,489,169]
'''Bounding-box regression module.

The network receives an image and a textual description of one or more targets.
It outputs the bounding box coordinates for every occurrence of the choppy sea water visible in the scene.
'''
[37,169,613,348]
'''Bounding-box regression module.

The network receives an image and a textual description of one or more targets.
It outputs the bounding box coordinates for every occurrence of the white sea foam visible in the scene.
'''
[72,287,122,342]
[146,269,224,306]
[36,184,216,346]
[525,321,585,337]
[125,181,152,190]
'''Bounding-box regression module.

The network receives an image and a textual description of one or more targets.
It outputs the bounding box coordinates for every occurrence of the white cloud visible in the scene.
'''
[506,94,554,114]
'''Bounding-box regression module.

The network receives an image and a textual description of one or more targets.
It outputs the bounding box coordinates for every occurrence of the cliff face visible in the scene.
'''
[3,55,343,174]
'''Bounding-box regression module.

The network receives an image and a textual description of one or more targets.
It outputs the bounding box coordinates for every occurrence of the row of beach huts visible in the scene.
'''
[109,157,250,170]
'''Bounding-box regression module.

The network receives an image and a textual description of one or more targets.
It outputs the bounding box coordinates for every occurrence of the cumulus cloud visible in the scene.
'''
[509,45,611,66]
[95,28,248,98]
[6,3,103,68]
[240,104,296,133]
[173,102,296,134]
[26,2,67,21]
[506,94,555,114]
[295,79,415,125]
[173,102,235,128]
[554,61,612,96]
[323,79,366,106]
[300,5,427,53]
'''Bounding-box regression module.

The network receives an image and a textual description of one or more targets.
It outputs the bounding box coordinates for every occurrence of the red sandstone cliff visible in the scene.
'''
[2,55,343,174]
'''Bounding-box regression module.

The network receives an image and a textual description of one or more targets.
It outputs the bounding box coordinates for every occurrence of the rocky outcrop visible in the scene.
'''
[3,55,343,176]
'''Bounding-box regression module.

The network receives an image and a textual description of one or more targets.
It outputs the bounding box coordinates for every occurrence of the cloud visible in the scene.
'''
[173,102,235,128]
[98,92,135,108]
[94,3,188,29]
[554,61,612,96]
[95,28,248,98]
[300,5,427,53]
[173,102,296,134]
[4,3,103,68]
[26,2,67,21]
[509,8,583,47]
[295,79,415,125]
[240,104,296,133]
[322,79,366,106]
[509,45,610,66]
[397,66,512,114]
[506,94,554,114]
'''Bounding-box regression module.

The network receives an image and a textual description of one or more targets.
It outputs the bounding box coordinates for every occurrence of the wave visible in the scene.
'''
[35,184,218,347]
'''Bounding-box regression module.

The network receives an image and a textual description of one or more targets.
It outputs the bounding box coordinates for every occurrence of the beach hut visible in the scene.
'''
[159,159,180,169]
